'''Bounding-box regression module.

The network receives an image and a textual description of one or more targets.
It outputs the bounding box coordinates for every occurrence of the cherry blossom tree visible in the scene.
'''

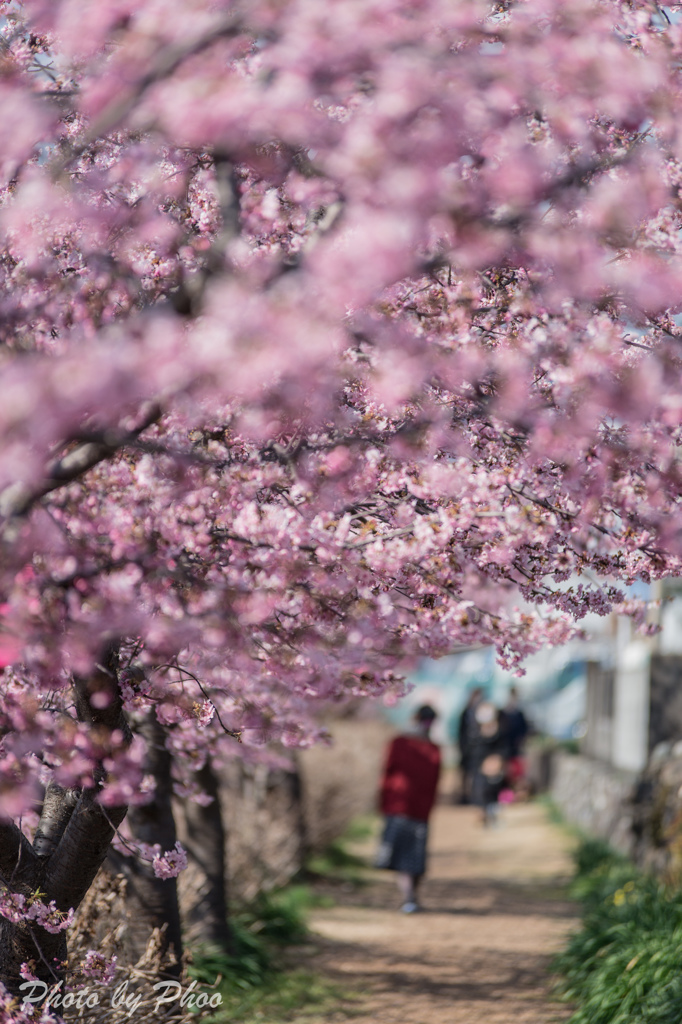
[2,0,682,1008]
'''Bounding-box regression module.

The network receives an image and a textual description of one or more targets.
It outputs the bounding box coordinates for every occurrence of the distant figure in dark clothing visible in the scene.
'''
[377,705,441,913]
[470,701,507,826]
[501,686,530,795]
[501,686,529,757]
[457,687,483,804]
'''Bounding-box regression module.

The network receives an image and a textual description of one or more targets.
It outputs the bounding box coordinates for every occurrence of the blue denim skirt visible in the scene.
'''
[375,815,428,875]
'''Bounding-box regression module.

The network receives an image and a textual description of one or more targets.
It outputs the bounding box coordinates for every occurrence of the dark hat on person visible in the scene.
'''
[415,704,437,722]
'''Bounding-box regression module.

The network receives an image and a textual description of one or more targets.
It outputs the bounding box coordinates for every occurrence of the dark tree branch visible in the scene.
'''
[32,783,81,860]
[0,400,161,531]
[43,787,128,916]
[56,11,245,172]
[0,819,37,888]
[41,645,130,913]
[31,646,131,909]
[74,644,133,744]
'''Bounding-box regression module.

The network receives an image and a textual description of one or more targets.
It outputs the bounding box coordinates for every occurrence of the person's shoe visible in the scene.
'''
[401,901,420,914]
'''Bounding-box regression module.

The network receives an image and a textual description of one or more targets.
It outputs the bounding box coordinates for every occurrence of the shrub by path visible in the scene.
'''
[306,800,577,1024]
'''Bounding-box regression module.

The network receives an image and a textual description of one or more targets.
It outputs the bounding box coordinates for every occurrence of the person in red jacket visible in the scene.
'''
[376,704,441,913]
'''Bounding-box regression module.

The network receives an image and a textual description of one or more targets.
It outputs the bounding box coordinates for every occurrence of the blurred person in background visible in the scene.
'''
[471,701,508,827]
[456,686,483,804]
[376,705,441,913]
[501,686,530,798]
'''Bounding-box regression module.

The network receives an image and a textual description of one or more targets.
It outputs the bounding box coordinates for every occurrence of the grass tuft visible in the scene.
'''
[189,885,348,1022]
[554,837,682,1024]
[306,838,366,882]
[190,822,376,1020]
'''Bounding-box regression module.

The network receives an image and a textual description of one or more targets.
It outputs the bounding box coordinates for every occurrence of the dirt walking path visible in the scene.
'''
[307,798,577,1024]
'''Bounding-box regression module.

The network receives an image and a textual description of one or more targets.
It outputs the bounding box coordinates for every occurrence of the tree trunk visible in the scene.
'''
[107,713,183,974]
[0,817,65,995]
[286,752,309,869]
[0,647,129,995]
[0,901,67,997]
[176,760,232,952]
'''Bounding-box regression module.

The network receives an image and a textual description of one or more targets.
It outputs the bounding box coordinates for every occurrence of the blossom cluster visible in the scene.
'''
[79,950,117,986]
[0,892,74,934]
[137,841,188,880]
[0,0,680,825]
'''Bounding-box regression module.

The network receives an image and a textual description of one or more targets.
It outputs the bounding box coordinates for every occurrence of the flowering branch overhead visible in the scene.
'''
[1,0,682,997]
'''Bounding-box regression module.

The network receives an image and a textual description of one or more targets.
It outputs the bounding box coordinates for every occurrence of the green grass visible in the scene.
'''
[239,885,318,946]
[188,823,377,1020]
[337,816,375,843]
[553,837,682,1024]
[305,839,367,884]
[190,959,348,1024]
[188,883,352,1022]
[556,738,581,756]
[305,817,377,885]
[536,793,570,828]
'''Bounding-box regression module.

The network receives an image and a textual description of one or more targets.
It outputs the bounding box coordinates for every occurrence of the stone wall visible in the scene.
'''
[299,715,393,852]
[649,656,682,751]
[176,714,392,918]
[550,751,636,854]
[631,742,682,883]
[551,744,682,882]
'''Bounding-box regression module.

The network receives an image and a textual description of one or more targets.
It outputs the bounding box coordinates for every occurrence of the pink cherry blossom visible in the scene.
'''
[80,950,117,985]
[2,0,682,1005]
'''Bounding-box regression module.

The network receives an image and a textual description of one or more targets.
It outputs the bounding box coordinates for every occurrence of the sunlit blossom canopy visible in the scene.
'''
[0,0,682,811]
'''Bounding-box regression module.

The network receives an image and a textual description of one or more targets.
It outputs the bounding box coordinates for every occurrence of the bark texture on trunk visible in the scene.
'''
[107,713,183,974]
[32,783,81,860]
[0,913,67,997]
[0,646,130,996]
[0,821,35,889]
[176,760,232,952]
